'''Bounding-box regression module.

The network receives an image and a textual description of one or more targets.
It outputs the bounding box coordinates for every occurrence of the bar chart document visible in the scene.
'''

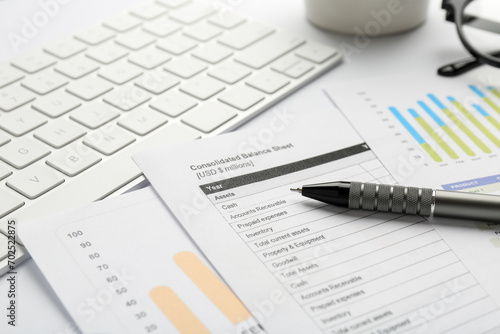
[19,187,262,334]
[134,107,500,333]
[325,70,500,190]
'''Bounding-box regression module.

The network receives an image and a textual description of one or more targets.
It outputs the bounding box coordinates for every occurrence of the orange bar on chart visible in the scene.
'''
[150,286,209,334]
[174,251,252,324]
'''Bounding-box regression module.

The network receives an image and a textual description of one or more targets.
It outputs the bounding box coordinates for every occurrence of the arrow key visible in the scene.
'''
[7,164,64,199]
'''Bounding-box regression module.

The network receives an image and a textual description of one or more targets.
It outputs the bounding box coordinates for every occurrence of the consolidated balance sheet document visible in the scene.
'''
[134,94,500,334]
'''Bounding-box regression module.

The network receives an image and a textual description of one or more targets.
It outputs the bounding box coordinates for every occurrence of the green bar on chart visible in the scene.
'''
[448,97,500,149]
[471,85,500,115]
[389,107,443,162]
[488,86,500,100]
[408,108,458,159]
[473,104,500,131]
[418,101,475,156]
[428,94,491,153]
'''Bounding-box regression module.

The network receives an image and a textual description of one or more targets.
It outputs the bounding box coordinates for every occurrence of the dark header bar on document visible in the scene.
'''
[200,143,370,195]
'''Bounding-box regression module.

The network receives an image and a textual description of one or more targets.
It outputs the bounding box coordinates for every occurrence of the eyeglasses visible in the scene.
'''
[438,0,500,77]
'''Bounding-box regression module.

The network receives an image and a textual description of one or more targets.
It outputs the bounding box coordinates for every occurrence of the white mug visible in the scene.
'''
[304,0,431,35]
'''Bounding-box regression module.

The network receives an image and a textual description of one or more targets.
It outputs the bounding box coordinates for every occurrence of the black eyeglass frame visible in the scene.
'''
[442,0,500,69]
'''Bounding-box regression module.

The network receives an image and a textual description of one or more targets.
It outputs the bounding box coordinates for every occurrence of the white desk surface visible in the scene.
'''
[0,0,470,332]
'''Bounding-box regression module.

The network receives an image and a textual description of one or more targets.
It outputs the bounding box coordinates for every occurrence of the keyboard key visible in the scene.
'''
[180,76,225,100]
[184,22,222,42]
[164,57,207,78]
[218,21,274,50]
[86,42,129,64]
[130,2,167,20]
[11,51,57,74]
[192,43,233,64]
[0,131,10,146]
[0,107,47,136]
[295,42,338,64]
[218,85,264,110]
[21,70,69,95]
[246,71,290,94]
[156,0,190,8]
[0,85,36,112]
[0,189,24,218]
[83,126,136,155]
[182,101,237,133]
[115,30,156,50]
[169,2,216,24]
[55,56,100,79]
[103,13,142,32]
[134,70,179,94]
[282,62,314,78]
[0,65,24,89]
[0,138,50,169]
[0,163,12,181]
[143,17,182,37]
[128,47,171,70]
[208,11,246,29]
[271,55,314,78]
[235,31,305,69]
[46,142,101,176]
[34,119,86,148]
[75,25,115,45]
[103,86,151,111]
[66,76,113,101]
[208,61,251,84]
[271,54,303,72]
[98,62,143,85]
[44,38,87,59]
[7,164,64,199]
[70,102,119,129]
[118,107,168,135]
[32,91,82,118]
[157,35,198,55]
[150,91,197,117]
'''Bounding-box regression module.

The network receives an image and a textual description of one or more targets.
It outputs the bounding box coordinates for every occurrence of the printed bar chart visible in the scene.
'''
[389,106,443,162]
[387,85,500,163]
[417,101,475,156]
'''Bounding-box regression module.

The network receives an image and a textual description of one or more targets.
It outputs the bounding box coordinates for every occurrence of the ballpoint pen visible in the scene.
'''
[290,181,500,223]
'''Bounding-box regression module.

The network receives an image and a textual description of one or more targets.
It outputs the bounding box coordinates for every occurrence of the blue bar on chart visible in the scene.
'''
[389,106,442,162]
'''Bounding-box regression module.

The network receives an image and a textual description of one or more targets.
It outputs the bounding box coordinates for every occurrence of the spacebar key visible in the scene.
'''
[234,31,305,69]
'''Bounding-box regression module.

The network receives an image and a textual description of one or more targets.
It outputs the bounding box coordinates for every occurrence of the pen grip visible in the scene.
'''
[348,182,433,216]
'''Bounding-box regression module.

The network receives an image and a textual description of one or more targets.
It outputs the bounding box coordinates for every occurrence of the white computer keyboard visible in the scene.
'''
[0,0,342,275]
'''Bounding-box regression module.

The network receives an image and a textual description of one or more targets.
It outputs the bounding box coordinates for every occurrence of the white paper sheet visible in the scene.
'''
[19,187,262,334]
[134,91,500,333]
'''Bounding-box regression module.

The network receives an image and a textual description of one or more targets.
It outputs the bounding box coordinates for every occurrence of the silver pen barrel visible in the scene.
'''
[347,181,500,222]
[433,190,500,222]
